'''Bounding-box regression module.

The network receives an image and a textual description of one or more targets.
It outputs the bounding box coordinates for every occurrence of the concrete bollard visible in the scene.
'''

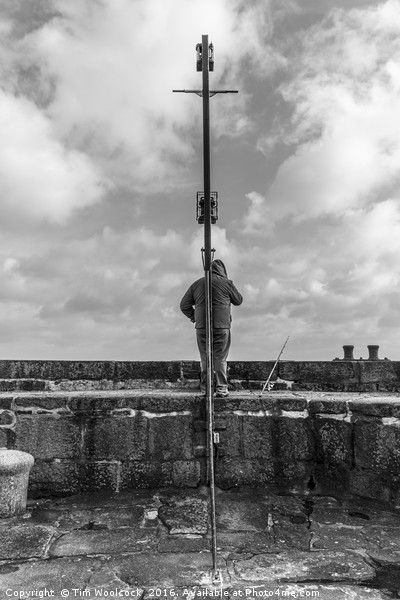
[0,448,34,518]
[0,407,34,518]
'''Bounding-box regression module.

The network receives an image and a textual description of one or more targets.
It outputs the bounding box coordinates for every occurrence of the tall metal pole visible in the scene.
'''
[172,39,237,583]
[201,34,218,578]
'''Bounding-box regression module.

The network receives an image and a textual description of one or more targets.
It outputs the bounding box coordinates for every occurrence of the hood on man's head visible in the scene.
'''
[212,259,227,278]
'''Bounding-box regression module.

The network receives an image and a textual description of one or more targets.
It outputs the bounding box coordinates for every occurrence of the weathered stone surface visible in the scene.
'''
[274,417,314,461]
[354,421,400,472]
[0,360,116,381]
[148,414,193,461]
[114,361,181,382]
[111,552,218,587]
[3,388,400,499]
[312,523,400,553]
[273,460,312,488]
[228,361,277,380]
[0,429,7,447]
[67,392,139,413]
[240,414,313,463]
[29,460,118,495]
[120,460,172,489]
[230,584,390,599]
[15,416,81,459]
[29,506,94,528]
[87,566,140,595]
[0,379,47,392]
[312,496,400,527]
[172,460,201,487]
[278,361,355,385]
[58,505,147,530]
[13,393,69,410]
[215,458,275,488]
[356,361,399,384]
[1,488,400,593]
[273,521,311,551]
[315,418,353,465]
[0,395,14,409]
[221,395,275,412]
[242,416,274,460]
[48,527,157,556]
[159,496,208,534]
[84,414,147,460]
[136,393,202,412]
[350,398,397,417]
[350,469,395,504]
[309,398,348,414]
[1,360,400,392]
[157,535,209,553]
[233,550,375,583]
[0,525,54,559]
[216,493,311,552]
[276,397,308,411]
[216,495,271,532]
[314,461,350,494]
[0,555,104,595]
[217,531,275,553]
[218,413,241,458]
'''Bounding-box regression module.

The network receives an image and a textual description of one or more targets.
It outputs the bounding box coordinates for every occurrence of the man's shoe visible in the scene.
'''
[215,390,229,398]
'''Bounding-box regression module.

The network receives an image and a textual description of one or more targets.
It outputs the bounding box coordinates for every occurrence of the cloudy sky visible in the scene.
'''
[1,0,400,362]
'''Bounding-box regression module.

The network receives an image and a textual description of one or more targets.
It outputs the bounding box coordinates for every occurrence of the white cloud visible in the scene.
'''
[258,0,400,221]
[242,191,275,235]
[0,89,107,225]
[3,0,400,361]
[20,0,282,194]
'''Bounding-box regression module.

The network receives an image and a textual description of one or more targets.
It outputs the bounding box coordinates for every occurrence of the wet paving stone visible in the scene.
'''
[0,524,55,560]
[311,523,400,553]
[233,550,376,583]
[217,531,275,554]
[216,494,272,532]
[0,556,105,596]
[229,584,391,599]
[48,527,158,556]
[107,552,219,588]
[1,488,400,594]
[158,534,210,553]
[159,496,209,534]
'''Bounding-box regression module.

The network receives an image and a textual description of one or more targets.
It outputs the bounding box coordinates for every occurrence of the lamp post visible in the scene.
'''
[173,36,237,581]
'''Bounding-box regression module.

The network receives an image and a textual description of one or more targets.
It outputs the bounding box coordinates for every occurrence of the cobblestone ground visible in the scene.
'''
[0,487,399,599]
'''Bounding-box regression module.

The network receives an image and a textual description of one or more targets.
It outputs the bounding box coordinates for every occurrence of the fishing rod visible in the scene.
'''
[259,336,290,397]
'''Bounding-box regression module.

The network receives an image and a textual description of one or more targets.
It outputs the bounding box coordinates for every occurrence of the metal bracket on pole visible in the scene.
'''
[173,35,237,582]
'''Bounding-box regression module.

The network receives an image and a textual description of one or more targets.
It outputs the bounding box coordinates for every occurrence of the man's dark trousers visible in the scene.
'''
[196,328,231,393]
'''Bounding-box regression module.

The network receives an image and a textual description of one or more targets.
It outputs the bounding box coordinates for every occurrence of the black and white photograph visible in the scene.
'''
[0,0,400,597]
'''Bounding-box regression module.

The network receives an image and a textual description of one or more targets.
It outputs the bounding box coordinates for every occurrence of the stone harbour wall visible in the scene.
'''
[1,358,400,391]
[1,385,400,508]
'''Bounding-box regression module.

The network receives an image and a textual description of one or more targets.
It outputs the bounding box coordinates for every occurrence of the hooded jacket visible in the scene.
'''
[180,259,243,329]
